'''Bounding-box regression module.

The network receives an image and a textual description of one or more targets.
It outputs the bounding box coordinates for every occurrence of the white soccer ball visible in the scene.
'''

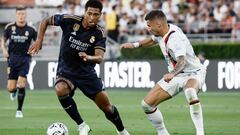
[47,122,69,135]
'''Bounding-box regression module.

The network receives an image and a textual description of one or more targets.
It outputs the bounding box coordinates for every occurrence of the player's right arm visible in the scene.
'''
[28,16,53,55]
[120,37,157,50]
[1,37,9,58]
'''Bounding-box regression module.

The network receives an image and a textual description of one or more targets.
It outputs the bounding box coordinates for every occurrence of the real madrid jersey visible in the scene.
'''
[4,22,37,56]
[152,24,205,73]
[52,14,106,78]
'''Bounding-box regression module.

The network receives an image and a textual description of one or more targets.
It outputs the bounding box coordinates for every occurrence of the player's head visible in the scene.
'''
[144,10,168,36]
[84,0,103,27]
[16,5,27,24]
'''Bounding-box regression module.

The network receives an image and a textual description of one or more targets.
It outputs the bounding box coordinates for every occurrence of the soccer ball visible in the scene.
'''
[47,122,69,135]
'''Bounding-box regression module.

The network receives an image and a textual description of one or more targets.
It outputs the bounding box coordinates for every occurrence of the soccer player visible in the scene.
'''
[120,10,206,135]
[28,0,129,135]
[1,6,37,118]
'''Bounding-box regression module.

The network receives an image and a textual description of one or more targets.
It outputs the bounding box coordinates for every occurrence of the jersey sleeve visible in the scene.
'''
[52,14,64,26]
[3,24,11,39]
[169,34,186,58]
[94,28,106,52]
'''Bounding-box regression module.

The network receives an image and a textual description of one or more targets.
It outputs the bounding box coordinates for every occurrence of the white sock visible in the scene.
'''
[185,88,204,135]
[190,103,204,135]
[146,108,170,135]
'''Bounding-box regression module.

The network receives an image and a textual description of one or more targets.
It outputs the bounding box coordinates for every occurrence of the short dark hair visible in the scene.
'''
[16,5,27,11]
[145,10,166,21]
[85,0,103,12]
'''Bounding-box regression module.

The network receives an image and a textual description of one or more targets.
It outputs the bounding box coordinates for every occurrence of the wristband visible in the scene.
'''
[132,42,140,48]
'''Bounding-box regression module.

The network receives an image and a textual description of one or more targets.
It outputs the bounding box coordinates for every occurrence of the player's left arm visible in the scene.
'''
[79,49,104,64]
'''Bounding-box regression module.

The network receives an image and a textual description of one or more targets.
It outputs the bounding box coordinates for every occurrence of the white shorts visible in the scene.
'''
[157,69,206,96]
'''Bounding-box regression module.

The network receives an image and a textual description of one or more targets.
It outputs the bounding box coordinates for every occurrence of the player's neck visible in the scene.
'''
[82,19,89,30]
[161,24,170,37]
[16,21,27,27]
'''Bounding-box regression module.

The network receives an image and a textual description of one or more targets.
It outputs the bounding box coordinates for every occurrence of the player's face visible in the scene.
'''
[16,10,27,24]
[146,19,162,36]
[84,7,101,27]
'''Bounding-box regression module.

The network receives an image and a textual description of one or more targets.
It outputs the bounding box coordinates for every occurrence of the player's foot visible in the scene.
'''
[78,122,91,135]
[15,110,23,118]
[10,91,17,101]
[117,129,130,135]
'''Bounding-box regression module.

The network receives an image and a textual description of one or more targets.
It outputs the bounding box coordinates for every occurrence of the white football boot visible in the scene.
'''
[78,122,91,135]
[117,129,130,135]
[15,110,23,118]
[10,91,17,101]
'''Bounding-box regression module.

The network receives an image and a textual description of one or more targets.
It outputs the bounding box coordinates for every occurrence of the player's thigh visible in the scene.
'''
[7,80,17,91]
[184,69,206,91]
[144,84,172,107]
[94,91,112,112]
[17,76,27,88]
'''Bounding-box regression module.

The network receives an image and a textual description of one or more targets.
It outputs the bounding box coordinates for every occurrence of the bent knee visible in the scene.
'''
[55,82,70,96]
[184,88,200,104]
[141,100,156,113]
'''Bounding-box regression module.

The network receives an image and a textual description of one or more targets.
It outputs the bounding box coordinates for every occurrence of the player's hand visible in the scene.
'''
[79,52,88,61]
[28,40,42,56]
[120,43,135,50]
[163,73,175,83]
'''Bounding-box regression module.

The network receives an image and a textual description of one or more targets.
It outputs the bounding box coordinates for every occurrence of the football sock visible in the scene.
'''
[58,95,83,125]
[17,88,25,111]
[105,105,124,131]
[142,100,169,135]
[10,89,17,93]
[184,88,204,135]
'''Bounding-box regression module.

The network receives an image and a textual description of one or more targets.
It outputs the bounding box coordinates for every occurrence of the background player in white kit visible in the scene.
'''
[120,10,206,135]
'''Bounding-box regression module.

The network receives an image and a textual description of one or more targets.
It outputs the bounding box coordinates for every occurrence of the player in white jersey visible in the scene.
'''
[120,10,206,135]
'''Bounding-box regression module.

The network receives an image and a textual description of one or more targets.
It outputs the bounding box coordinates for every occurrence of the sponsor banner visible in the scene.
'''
[0,60,239,91]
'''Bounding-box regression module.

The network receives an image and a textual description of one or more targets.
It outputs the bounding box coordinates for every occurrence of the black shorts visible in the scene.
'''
[55,74,105,99]
[7,55,30,80]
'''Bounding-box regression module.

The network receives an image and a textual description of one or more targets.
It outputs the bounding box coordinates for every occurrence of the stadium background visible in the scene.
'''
[0,0,240,135]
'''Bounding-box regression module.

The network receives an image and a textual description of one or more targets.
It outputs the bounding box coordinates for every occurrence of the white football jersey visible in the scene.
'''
[152,24,205,72]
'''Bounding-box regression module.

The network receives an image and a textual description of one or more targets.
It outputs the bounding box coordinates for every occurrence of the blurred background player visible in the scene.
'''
[120,10,206,135]
[28,0,129,135]
[0,5,37,118]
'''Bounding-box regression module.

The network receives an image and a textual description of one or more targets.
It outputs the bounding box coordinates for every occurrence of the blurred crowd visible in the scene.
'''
[56,0,240,42]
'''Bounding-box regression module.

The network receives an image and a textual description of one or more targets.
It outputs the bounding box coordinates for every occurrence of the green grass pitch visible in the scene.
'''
[0,89,240,135]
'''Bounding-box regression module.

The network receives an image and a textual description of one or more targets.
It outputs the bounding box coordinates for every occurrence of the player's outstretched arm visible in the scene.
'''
[28,16,53,55]
[120,37,157,50]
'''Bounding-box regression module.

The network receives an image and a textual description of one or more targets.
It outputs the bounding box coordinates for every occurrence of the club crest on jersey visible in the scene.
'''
[71,23,80,35]
[90,36,95,43]
[25,31,29,36]
[11,26,16,34]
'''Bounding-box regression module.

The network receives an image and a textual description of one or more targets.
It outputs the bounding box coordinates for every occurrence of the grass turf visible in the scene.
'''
[0,89,240,135]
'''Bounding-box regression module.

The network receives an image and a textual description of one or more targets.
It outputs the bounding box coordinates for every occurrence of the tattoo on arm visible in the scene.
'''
[170,56,186,76]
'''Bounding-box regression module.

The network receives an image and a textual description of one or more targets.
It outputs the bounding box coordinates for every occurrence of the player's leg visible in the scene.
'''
[184,78,204,135]
[7,79,18,101]
[93,91,129,135]
[7,66,18,101]
[15,76,27,118]
[55,77,84,126]
[141,84,171,135]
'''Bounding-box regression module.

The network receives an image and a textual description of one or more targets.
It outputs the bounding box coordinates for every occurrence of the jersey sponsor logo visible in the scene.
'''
[89,36,95,43]
[71,23,80,35]
[11,35,28,43]
[69,36,92,51]
[11,26,16,34]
